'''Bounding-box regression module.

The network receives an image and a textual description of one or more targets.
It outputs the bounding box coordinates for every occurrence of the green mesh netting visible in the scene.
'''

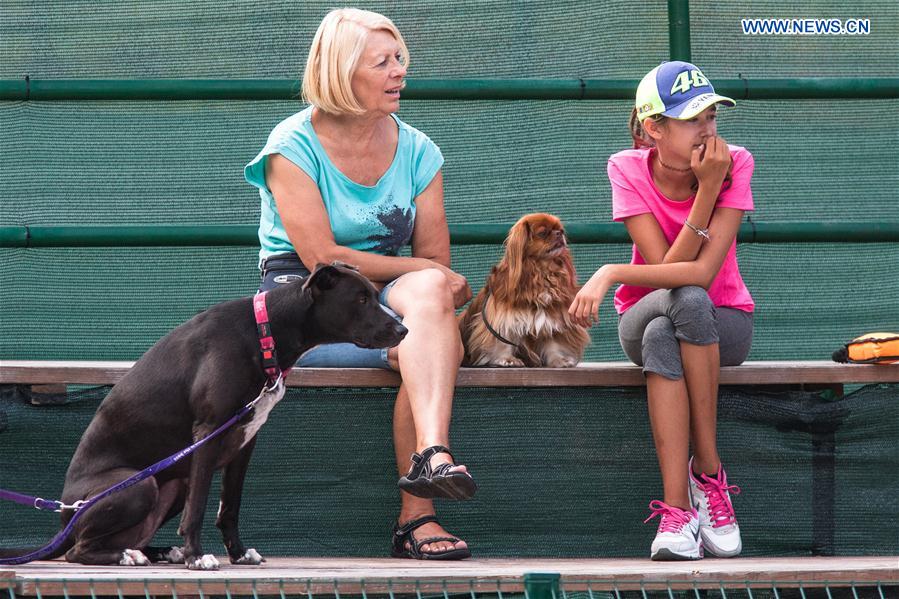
[1,2,897,360]
[2,1,896,79]
[1,384,897,557]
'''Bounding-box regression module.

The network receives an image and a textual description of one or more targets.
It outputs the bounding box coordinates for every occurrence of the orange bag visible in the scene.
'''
[832,332,899,365]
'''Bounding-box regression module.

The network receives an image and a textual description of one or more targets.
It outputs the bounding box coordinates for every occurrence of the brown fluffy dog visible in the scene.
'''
[459,213,589,367]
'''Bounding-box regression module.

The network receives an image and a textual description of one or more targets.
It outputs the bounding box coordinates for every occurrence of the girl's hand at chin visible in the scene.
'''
[691,135,731,187]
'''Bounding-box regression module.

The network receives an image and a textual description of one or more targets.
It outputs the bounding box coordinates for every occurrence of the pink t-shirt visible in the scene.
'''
[609,144,755,315]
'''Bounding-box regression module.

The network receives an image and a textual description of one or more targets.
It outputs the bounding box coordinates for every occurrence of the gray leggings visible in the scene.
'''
[618,286,753,380]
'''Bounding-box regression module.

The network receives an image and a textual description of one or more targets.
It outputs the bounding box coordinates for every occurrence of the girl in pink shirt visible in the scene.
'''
[570,61,753,561]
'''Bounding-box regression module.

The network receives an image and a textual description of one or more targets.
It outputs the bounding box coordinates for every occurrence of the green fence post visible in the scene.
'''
[668,0,691,62]
[523,573,560,599]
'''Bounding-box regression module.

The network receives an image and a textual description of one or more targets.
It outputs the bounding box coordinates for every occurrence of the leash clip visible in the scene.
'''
[34,497,84,512]
[54,500,86,512]
[264,373,284,393]
[248,374,283,410]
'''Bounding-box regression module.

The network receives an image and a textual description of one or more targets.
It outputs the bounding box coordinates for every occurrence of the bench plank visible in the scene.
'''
[2,360,897,387]
[3,556,898,595]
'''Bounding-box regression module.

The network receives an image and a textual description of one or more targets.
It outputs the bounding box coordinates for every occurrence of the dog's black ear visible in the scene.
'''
[330,260,359,271]
[304,264,341,293]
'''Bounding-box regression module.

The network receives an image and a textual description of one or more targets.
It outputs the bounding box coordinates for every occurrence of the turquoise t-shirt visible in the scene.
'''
[245,106,444,267]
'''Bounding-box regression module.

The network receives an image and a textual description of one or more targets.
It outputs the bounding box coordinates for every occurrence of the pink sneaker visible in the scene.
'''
[644,500,702,560]
[688,458,742,557]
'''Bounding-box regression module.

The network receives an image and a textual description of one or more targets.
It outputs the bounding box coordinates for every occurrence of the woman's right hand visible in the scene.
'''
[431,262,472,308]
[691,135,731,190]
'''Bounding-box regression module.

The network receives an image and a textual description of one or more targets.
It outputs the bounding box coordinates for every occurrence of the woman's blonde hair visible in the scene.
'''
[302,8,409,115]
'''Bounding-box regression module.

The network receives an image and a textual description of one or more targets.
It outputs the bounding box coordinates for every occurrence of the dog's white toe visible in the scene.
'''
[233,548,265,565]
[187,554,220,570]
[164,547,185,563]
[119,549,150,566]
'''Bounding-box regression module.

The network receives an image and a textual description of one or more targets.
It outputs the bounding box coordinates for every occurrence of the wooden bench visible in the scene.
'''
[3,359,899,390]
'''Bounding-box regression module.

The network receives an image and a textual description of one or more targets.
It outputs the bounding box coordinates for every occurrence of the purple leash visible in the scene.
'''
[0,292,285,565]
[0,489,71,513]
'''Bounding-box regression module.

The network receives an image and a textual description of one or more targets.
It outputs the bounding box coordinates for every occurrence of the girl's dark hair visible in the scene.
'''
[628,106,732,192]
[629,107,659,149]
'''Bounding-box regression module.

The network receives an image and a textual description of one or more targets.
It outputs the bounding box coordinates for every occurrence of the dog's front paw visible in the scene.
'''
[492,357,525,367]
[232,548,265,565]
[163,547,185,563]
[119,549,150,566]
[546,356,579,368]
[186,554,220,570]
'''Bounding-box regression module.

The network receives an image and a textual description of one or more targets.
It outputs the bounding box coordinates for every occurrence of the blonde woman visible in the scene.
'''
[245,9,474,560]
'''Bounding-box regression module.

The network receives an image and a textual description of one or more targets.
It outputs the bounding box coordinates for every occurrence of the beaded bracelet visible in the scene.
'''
[684,219,711,241]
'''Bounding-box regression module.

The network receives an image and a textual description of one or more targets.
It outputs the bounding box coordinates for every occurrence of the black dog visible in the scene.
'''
[0,263,406,569]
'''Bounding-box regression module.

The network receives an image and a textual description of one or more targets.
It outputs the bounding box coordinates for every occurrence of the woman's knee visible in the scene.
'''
[641,316,683,379]
[392,268,455,316]
[668,286,717,344]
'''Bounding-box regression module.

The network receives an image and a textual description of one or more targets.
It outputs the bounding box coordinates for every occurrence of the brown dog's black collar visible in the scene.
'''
[481,291,520,348]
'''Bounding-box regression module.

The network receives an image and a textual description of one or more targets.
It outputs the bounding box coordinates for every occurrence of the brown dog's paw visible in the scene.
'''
[492,357,525,367]
[545,355,579,368]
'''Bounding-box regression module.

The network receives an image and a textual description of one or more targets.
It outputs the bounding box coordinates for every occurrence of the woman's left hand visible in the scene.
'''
[569,265,615,327]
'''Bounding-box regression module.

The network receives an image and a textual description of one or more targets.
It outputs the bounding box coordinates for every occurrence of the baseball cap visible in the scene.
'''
[635,61,735,122]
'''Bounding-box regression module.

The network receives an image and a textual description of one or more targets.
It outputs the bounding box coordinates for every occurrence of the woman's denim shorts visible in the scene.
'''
[258,253,401,370]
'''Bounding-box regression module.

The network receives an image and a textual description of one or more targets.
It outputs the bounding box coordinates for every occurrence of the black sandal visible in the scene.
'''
[390,515,471,560]
[397,445,478,500]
